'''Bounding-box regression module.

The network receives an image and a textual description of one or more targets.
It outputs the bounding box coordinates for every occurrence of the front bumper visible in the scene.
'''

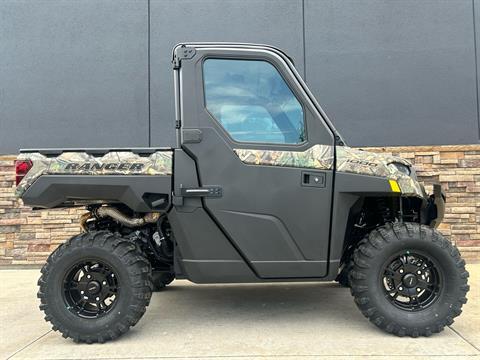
[423,183,446,228]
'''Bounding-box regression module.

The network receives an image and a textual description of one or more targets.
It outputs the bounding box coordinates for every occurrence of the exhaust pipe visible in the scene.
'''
[95,206,161,228]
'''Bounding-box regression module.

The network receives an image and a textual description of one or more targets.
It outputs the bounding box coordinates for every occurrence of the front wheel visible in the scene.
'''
[350,223,469,337]
[38,231,152,343]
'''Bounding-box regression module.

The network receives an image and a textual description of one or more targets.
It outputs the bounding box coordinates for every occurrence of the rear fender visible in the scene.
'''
[21,175,171,212]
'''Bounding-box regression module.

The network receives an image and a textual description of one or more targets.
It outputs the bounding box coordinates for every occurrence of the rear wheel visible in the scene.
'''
[38,231,152,343]
[350,222,469,337]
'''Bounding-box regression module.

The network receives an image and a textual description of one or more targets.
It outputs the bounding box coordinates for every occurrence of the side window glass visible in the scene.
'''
[203,59,305,144]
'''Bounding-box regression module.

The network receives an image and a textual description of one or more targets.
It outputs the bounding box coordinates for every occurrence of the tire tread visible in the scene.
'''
[37,231,152,343]
[349,222,469,337]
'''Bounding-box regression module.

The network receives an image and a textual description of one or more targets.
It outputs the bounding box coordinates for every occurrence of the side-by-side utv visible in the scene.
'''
[15,43,469,343]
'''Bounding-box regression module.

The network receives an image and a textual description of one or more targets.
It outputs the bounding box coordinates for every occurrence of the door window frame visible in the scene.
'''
[201,56,308,146]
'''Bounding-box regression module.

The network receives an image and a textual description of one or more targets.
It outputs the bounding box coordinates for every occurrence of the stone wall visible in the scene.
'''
[1,144,479,265]
[0,155,84,265]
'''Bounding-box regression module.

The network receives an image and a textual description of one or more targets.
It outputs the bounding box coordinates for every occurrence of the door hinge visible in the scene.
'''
[334,135,345,146]
[172,46,196,69]
[175,120,181,129]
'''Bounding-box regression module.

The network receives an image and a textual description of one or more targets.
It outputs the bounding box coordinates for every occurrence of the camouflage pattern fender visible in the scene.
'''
[336,146,424,197]
[233,145,424,197]
[16,151,173,197]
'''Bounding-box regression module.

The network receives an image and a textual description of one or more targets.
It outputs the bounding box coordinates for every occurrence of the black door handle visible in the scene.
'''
[180,185,222,197]
[301,171,326,188]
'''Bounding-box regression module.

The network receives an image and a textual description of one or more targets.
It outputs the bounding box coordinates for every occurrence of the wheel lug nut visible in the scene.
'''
[399,269,404,274]
[417,288,421,292]
[96,297,100,301]
[80,290,84,294]
[399,286,403,291]
[417,270,422,275]
[102,281,107,285]
[87,275,91,279]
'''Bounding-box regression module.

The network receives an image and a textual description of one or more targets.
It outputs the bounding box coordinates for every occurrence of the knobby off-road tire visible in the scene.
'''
[38,231,153,343]
[349,222,469,337]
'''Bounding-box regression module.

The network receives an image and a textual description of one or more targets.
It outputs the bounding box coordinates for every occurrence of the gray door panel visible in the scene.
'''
[185,128,333,261]
[214,210,305,261]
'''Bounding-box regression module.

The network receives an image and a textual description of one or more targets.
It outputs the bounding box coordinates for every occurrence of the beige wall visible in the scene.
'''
[1,145,479,265]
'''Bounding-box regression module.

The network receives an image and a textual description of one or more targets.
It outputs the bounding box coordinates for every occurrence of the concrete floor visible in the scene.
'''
[0,265,479,360]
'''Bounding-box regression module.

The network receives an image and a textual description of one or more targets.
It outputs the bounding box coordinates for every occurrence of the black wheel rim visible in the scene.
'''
[63,259,119,318]
[382,251,441,311]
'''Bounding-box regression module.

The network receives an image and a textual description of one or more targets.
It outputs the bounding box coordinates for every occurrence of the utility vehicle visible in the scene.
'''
[15,43,469,343]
